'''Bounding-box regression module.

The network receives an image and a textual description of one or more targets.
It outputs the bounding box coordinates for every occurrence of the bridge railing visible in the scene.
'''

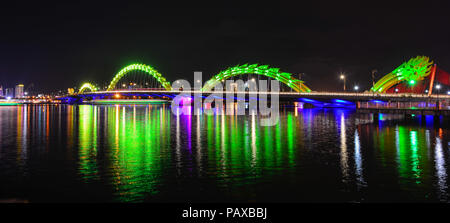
[357,101,450,110]
[84,89,450,98]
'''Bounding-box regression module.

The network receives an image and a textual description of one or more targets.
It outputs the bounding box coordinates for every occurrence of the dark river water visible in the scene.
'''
[0,104,449,202]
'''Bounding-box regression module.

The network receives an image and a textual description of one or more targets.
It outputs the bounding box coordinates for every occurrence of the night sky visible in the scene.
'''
[1,2,450,93]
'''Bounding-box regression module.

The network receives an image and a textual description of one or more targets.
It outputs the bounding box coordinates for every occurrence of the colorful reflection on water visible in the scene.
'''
[0,104,449,202]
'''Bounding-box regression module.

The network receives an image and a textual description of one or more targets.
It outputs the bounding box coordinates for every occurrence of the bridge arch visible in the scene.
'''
[107,64,171,91]
[78,82,98,94]
[201,64,312,92]
[371,56,433,93]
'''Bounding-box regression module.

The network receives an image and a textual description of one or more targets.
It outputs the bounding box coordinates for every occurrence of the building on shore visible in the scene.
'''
[5,88,14,98]
[68,88,75,95]
[15,84,24,98]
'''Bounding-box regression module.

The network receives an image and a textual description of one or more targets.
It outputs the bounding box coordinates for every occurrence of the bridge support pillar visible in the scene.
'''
[405,112,418,121]
[373,113,379,123]
[421,115,426,125]
[436,101,442,110]
[433,115,441,127]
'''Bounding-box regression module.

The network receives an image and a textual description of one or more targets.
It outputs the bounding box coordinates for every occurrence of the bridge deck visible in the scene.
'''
[70,90,450,102]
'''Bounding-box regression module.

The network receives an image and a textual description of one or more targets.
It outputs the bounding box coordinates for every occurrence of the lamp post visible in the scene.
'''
[371,69,377,90]
[436,84,441,97]
[340,74,346,91]
[436,84,441,108]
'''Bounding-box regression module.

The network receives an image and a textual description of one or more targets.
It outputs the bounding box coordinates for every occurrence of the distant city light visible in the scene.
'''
[115,94,120,98]
[354,86,359,90]
[6,97,11,100]
[395,88,399,92]
[340,74,345,79]
[447,91,450,95]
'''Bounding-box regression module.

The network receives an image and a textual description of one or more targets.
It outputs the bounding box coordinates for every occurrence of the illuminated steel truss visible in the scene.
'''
[78,82,98,93]
[201,64,311,92]
[371,56,433,93]
[106,64,172,91]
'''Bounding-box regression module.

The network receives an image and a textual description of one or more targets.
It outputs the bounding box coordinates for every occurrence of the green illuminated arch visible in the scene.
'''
[201,64,312,92]
[79,82,98,94]
[371,56,433,93]
[107,64,171,91]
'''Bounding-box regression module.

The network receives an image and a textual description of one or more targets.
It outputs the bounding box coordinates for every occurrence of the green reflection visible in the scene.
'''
[372,126,396,167]
[76,106,303,201]
[395,126,430,186]
[78,105,172,202]
[112,105,171,202]
[286,113,295,165]
[201,111,298,185]
[78,105,99,180]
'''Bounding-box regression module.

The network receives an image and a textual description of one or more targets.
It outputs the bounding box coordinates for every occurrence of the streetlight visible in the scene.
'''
[395,88,399,93]
[436,84,441,101]
[340,74,346,91]
[436,84,441,95]
[354,85,359,92]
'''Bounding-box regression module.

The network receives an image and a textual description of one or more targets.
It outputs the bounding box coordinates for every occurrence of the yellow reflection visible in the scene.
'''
[16,106,23,162]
